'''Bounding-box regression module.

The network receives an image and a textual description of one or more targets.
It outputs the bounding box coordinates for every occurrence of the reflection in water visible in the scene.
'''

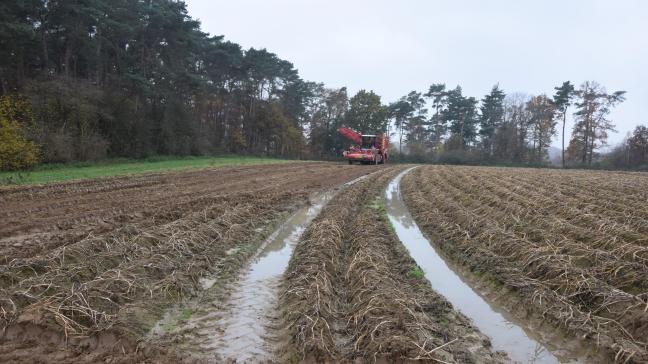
[385,168,561,364]
[207,190,333,362]
[206,174,369,362]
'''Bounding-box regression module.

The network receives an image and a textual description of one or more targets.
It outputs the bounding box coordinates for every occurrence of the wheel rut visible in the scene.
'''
[387,167,599,363]
[154,175,370,363]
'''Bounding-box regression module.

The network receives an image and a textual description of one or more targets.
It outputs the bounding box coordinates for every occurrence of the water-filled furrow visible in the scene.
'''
[198,174,370,362]
[385,168,594,364]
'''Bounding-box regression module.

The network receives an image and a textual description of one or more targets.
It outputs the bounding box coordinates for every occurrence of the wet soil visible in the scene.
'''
[386,168,598,363]
[0,162,379,363]
[280,166,505,363]
[401,165,648,363]
[151,175,369,363]
[0,163,371,261]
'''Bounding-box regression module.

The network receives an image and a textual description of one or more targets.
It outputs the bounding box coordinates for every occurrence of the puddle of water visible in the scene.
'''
[201,173,370,362]
[385,168,591,364]
[206,191,333,361]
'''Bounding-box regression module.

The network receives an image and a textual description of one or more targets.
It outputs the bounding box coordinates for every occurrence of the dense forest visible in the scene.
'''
[1,0,646,170]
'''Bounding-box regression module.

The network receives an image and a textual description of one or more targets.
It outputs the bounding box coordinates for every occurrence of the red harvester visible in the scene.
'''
[338,127,389,165]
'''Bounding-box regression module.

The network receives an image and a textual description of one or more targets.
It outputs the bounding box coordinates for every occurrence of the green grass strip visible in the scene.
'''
[0,155,300,186]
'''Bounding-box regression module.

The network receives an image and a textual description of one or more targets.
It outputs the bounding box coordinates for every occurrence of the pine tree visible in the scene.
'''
[388,97,413,154]
[443,86,478,150]
[479,85,506,158]
[424,84,447,152]
[569,81,626,165]
[552,81,575,168]
[403,91,428,156]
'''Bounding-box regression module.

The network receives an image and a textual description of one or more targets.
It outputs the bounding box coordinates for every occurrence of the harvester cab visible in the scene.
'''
[338,127,389,165]
[361,135,378,149]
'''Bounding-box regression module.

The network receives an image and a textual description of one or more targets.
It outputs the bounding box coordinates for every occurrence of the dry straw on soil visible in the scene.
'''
[281,166,503,363]
[0,191,292,338]
[0,163,371,362]
[402,165,648,363]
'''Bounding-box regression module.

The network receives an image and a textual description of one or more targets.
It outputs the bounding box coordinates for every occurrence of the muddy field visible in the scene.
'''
[1,162,647,363]
[403,166,648,363]
[280,166,502,363]
[0,163,374,362]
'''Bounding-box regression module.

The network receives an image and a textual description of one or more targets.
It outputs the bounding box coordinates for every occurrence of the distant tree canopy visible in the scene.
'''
[391,81,632,168]
[0,1,641,170]
[345,90,389,134]
[0,0,353,164]
[604,124,648,170]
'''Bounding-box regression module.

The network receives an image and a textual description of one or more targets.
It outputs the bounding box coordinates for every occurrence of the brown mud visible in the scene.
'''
[280,165,505,363]
[387,168,601,363]
[149,174,370,363]
[0,162,377,363]
[401,165,648,363]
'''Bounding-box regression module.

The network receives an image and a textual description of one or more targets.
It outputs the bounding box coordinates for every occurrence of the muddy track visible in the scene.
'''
[402,165,648,363]
[149,177,366,363]
[281,166,503,363]
[0,162,378,363]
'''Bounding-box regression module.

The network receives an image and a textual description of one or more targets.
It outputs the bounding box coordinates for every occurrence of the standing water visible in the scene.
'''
[385,168,591,363]
[197,174,369,362]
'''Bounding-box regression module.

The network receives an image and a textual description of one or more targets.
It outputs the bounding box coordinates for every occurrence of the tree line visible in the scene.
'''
[1,0,320,166]
[0,0,646,170]
[385,81,643,169]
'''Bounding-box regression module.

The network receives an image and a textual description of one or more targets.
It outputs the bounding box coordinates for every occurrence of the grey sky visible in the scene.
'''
[186,0,647,148]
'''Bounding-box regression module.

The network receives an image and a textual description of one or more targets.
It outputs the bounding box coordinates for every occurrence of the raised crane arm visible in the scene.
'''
[338,127,362,145]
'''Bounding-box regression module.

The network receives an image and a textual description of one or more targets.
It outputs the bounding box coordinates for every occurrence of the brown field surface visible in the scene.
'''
[2,162,647,363]
[280,166,502,363]
[402,165,648,363]
[0,162,375,363]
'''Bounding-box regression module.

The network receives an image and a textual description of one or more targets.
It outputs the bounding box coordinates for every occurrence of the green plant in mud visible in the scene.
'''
[408,267,425,279]
[371,196,396,234]
[1,171,27,185]
[180,308,193,320]
[370,197,386,213]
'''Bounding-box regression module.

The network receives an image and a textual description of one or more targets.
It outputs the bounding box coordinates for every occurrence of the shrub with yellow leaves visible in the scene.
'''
[0,95,40,170]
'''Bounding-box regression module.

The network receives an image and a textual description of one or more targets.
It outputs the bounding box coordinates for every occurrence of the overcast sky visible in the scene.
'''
[186,0,647,148]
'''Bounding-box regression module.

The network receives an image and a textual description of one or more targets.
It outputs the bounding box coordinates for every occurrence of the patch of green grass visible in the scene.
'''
[408,267,425,279]
[179,308,193,321]
[0,155,299,186]
[372,197,396,234]
[370,197,386,213]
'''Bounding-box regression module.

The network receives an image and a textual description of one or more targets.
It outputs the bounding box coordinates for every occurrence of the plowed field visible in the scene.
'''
[0,163,375,363]
[402,165,648,363]
[2,162,647,363]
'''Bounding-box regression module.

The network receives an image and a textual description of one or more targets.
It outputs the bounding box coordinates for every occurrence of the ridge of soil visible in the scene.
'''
[280,166,506,363]
[401,165,648,363]
[0,162,376,363]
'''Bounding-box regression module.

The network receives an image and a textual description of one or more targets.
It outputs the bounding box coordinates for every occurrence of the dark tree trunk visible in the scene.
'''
[562,111,566,168]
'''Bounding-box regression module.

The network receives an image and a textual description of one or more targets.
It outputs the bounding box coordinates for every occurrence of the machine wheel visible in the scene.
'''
[348,160,353,165]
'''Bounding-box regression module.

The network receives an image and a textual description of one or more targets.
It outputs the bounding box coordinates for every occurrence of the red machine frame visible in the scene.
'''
[338,127,389,165]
